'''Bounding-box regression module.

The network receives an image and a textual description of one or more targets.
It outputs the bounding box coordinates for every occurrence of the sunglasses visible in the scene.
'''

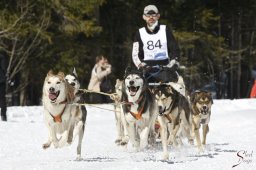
[144,13,158,17]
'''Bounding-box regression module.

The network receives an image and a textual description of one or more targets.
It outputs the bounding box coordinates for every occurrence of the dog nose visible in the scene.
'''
[49,87,55,92]
[158,106,163,112]
[202,106,207,110]
[129,80,134,85]
[71,82,75,86]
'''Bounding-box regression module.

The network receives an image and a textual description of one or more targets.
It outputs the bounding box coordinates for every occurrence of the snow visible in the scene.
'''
[0,99,256,170]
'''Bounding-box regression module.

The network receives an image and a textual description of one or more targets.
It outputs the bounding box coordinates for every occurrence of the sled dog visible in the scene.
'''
[42,70,86,160]
[190,90,213,152]
[153,84,192,160]
[120,68,158,151]
[111,79,125,145]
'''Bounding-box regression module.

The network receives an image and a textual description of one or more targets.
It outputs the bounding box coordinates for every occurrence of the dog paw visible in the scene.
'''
[75,155,82,161]
[120,136,129,146]
[115,139,122,145]
[53,141,59,148]
[189,139,194,145]
[198,145,205,153]
[162,153,169,160]
[42,143,51,149]
[120,141,128,146]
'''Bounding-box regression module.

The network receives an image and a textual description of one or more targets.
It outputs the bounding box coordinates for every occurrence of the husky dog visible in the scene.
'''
[190,90,213,152]
[120,69,158,151]
[42,70,86,160]
[153,85,192,160]
[110,79,125,145]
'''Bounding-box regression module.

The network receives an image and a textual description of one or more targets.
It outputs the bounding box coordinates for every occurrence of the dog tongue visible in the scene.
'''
[49,93,57,100]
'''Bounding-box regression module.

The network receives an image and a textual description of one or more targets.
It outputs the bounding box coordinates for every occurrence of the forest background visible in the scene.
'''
[1,0,256,105]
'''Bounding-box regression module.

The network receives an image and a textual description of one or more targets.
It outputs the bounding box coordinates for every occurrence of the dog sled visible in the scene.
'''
[139,65,186,96]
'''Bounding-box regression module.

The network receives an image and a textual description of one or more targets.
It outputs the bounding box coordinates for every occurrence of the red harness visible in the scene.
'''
[49,100,67,123]
[127,95,145,120]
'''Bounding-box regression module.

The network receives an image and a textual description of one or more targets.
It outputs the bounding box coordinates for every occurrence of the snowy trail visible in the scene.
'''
[0,99,256,170]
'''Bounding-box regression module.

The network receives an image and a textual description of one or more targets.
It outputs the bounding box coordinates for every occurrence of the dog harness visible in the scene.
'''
[49,100,67,123]
[127,95,145,120]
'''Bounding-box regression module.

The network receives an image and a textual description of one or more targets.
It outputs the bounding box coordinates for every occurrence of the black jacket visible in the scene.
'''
[132,23,180,67]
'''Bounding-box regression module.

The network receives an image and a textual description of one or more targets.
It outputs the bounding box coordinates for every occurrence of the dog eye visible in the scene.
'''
[47,81,50,84]
[56,81,61,84]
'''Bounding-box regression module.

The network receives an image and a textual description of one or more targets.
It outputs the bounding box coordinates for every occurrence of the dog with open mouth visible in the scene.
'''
[190,90,213,152]
[153,84,192,160]
[42,70,86,160]
[120,68,158,151]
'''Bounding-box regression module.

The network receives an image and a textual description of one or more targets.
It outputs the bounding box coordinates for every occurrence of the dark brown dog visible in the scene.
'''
[190,90,213,152]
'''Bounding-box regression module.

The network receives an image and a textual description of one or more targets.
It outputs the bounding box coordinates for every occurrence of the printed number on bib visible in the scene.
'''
[147,40,162,50]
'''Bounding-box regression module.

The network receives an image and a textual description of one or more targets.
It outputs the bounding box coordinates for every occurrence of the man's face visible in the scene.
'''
[143,13,160,27]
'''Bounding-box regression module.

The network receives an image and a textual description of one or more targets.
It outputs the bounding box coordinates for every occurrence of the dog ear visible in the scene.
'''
[207,92,214,104]
[66,82,75,102]
[72,67,78,77]
[124,67,132,78]
[166,86,173,94]
[57,72,65,80]
[47,70,54,76]
[190,91,198,103]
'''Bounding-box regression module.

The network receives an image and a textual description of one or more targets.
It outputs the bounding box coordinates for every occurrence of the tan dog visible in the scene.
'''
[190,90,213,152]
[42,70,86,160]
[111,79,125,145]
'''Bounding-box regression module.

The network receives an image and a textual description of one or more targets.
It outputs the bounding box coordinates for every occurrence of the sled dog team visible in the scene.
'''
[42,69,213,160]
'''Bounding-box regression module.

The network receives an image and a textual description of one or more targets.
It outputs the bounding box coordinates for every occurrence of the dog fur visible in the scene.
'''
[111,79,125,145]
[190,90,213,152]
[153,84,192,160]
[120,69,158,151]
[42,70,86,160]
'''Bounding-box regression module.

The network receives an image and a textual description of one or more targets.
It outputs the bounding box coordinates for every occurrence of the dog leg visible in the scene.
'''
[115,108,124,145]
[140,127,149,150]
[42,136,52,149]
[72,121,83,142]
[48,126,59,148]
[193,117,204,152]
[67,123,75,144]
[202,124,209,145]
[127,123,139,151]
[158,116,169,160]
[170,123,180,147]
[76,123,85,161]
[120,107,130,146]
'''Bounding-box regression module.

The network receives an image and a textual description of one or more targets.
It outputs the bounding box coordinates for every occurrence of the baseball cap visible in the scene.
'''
[144,5,158,14]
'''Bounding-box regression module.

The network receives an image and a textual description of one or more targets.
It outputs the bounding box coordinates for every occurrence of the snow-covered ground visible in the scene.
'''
[0,99,256,170]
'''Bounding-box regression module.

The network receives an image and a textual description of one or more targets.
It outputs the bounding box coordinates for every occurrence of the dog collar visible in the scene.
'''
[124,94,144,105]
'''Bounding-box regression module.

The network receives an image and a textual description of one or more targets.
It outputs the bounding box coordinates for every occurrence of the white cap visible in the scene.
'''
[144,5,158,14]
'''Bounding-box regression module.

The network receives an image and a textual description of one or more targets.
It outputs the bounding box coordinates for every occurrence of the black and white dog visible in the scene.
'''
[120,68,158,151]
[65,68,87,152]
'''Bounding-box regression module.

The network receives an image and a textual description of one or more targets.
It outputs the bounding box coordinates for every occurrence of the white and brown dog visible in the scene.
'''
[190,90,213,152]
[42,70,86,160]
[120,68,158,151]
